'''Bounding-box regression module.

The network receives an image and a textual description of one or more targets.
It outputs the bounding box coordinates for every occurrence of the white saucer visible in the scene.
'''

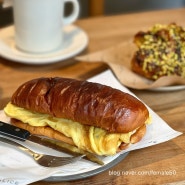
[0,25,88,65]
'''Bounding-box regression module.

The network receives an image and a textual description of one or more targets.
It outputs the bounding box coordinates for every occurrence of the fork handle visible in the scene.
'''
[0,136,34,157]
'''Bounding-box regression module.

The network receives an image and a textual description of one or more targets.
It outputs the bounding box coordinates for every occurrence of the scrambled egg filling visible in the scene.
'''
[4,103,135,156]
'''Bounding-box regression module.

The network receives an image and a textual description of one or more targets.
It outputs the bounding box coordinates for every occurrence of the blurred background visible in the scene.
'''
[1,0,185,27]
[79,0,185,17]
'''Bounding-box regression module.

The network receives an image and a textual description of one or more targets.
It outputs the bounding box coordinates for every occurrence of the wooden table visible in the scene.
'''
[0,8,185,185]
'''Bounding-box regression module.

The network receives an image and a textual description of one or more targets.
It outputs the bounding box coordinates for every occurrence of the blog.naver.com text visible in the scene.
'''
[108,170,176,176]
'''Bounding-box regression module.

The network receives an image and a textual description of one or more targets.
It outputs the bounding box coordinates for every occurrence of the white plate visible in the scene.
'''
[149,85,185,91]
[45,153,128,181]
[0,25,88,65]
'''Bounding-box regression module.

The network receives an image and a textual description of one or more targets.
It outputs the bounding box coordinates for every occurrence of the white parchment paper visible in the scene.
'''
[0,70,182,185]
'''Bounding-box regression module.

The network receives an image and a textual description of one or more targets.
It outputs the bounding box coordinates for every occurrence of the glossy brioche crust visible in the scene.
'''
[11,77,149,133]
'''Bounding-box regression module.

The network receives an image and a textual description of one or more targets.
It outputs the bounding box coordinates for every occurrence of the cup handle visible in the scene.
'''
[63,0,80,26]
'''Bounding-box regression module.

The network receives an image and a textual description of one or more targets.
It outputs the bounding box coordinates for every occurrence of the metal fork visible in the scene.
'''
[0,137,84,167]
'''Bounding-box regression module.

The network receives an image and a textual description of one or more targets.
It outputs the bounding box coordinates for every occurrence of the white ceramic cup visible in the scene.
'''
[13,0,80,53]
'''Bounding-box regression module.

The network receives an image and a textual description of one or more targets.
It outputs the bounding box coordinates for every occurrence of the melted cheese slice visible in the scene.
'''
[4,103,134,155]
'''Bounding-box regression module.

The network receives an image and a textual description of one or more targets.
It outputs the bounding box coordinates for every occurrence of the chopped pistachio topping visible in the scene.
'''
[135,23,185,80]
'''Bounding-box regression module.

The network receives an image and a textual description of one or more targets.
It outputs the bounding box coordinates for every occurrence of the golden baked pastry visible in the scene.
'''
[131,23,185,80]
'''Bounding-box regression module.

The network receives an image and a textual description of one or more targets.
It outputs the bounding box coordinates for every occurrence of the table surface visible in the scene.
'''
[0,8,185,185]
